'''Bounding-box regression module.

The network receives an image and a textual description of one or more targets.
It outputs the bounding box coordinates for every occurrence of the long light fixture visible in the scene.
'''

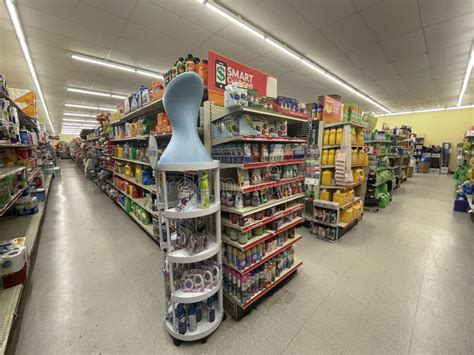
[64,112,96,118]
[5,0,55,134]
[376,104,474,117]
[63,118,97,123]
[457,45,474,106]
[65,103,117,112]
[67,87,127,100]
[201,0,391,114]
[72,54,164,79]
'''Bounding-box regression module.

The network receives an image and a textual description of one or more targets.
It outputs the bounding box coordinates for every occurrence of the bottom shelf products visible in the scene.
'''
[223,246,295,305]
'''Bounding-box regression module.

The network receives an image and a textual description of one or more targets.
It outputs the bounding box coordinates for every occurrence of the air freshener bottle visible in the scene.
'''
[188,303,197,332]
[176,303,187,335]
[200,172,210,208]
[235,192,243,208]
[207,296,215,322]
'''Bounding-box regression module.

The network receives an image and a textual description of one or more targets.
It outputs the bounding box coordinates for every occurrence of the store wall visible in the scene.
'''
[376,108,474,171]
[59,134,76,143]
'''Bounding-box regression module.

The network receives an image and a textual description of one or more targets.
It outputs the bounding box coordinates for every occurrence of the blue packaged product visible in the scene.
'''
[176,303,186,335]
[207,297,215,322]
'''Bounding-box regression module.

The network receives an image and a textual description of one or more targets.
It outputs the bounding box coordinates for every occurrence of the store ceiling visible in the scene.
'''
[0,0,473,133]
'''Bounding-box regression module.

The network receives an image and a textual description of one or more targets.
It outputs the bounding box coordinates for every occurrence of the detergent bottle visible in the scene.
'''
[329,128,337,145]
[356,130,364,145]
[352,149,357,164]
[328,149,335,165]
[336,127,343,145]
[333,190,344,205]
[135,166,142,183]
[323,129,330,146]
[351,128,356,145]
[117,145,124,158]
[124,163,134,178]
[321,170,333,186]
[322,149,329,165]
[320,189,331,201]
[358,149,365,164]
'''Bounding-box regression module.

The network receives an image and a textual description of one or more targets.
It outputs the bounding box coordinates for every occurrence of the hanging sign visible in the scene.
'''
[207,50,277,106]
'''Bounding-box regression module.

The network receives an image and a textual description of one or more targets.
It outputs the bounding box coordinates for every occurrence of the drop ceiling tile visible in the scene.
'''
[346,44,389,68]
[216,25,270,56]
[428,42,472,68]
[194,34,260,65]
[291,0,356,29]
[130,1,215,46]
[424,13,474,51]
[392,54,430,74]
[321,14,376,52]
[352,0,384,11]
[307,43,360,74]
[80,0,139,19]
[245,56,292,77]
[361,0,421,42]
[363,63,398,79]
[381,30,427,61]
[419,0,474,26]
[375,76,408,92]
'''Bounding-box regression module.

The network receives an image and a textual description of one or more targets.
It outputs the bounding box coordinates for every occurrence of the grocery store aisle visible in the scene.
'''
[10,162,474,354]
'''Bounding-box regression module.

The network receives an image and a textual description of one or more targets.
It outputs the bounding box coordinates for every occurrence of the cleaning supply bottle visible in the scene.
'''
[188,303,197,332]
[176,303,186,334]
[323,129,330,146]
[356,130,364,145]
[336,127,343,145]
[196,302,202,323]
[328,149,335,165]
[358,149,365,164]
[321,170,333,186]
[207,296,215,322]
[177,57,185,75]
[351,128,356,145]
[200,172,210,208]
[322,149,328,165]
[320,189,331,201]
[329,128,336,145]
[333,190,344,205]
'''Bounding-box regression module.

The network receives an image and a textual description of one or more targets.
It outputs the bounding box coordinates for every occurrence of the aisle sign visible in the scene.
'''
[207,51,277,106]
[322,96,343,123]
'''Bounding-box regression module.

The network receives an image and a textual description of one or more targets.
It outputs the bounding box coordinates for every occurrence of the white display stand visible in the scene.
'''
[156,160,224,346]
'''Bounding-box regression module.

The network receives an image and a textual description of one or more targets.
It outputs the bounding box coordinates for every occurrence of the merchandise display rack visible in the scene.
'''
[310,121,367,242]
[204,101,307,319]
[157,161,224,345]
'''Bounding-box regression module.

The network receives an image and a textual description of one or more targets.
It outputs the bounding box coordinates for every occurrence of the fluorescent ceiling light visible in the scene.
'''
[265,38,301,61]
[65,103,117,112]
[6,0,55,134]
[67,87,127,100]
[205,2,265,39]
[200,1,391,114]
[377,104,474,117]
[72,54,164,79]
[457,46,474,106]
[64,112,95,118]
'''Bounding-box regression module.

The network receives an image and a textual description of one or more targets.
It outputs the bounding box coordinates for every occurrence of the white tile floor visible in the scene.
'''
[9,161,474,354]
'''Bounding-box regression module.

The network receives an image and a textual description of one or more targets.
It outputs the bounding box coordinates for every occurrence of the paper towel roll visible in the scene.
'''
[1,247,26,276]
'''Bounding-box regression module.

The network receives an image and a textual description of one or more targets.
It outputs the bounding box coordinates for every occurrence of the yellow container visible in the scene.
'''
[358,149,365,164]
[332,190,344,205]
[322,150,329,165]
[351,128,356,145]
[135,166,142,183]
[340,207,353,223]
[323,129,330,146]
[329,128,337,145]
[117,145,124,158]
[321,170,333,186]
[356,130,364,145]
[353,169,361,183]
[357,168,365,182]
[347,188,355,202]
[328,149,335,165]
[364,153,369,166]
[336,128,343,145]
[320,189,331,201]
[353,204,361,219]
[351,149,357,164]
[124,163,134,178]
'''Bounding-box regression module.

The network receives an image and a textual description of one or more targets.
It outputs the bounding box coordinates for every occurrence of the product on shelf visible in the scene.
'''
[164,54,208,87]
[212,142,304,164]
[211,113,288,138]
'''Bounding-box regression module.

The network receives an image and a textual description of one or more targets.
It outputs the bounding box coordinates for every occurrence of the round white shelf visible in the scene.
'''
[167,241,221,264]
[171,280,221,304]
[165,310,223,341]
[164,202,220,219]
[156,160,220,172]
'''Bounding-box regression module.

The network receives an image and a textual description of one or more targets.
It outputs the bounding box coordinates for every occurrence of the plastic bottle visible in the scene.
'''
[356,130,364,146]
[200,172,210,208]
[322,150,328,165]
[320,189,331,201]
[171,62,177,80]
[328,149,335,165]
[207,296,215,322]
[186,54,196,72]
[321,170,333,186]
[196,302,202,323]
[176,303,187,334]
[351,128,356,145]
[336,128,343,145]
[329,128,336,145]
[177,57,185,75]
[323,129,330,146]
[188,303,197,332]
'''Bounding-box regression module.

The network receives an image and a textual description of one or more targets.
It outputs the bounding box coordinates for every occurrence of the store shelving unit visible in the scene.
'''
[204,101,307,319]
[310,120,367,242]
[158,161,223,345]
[0,92,38,129]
